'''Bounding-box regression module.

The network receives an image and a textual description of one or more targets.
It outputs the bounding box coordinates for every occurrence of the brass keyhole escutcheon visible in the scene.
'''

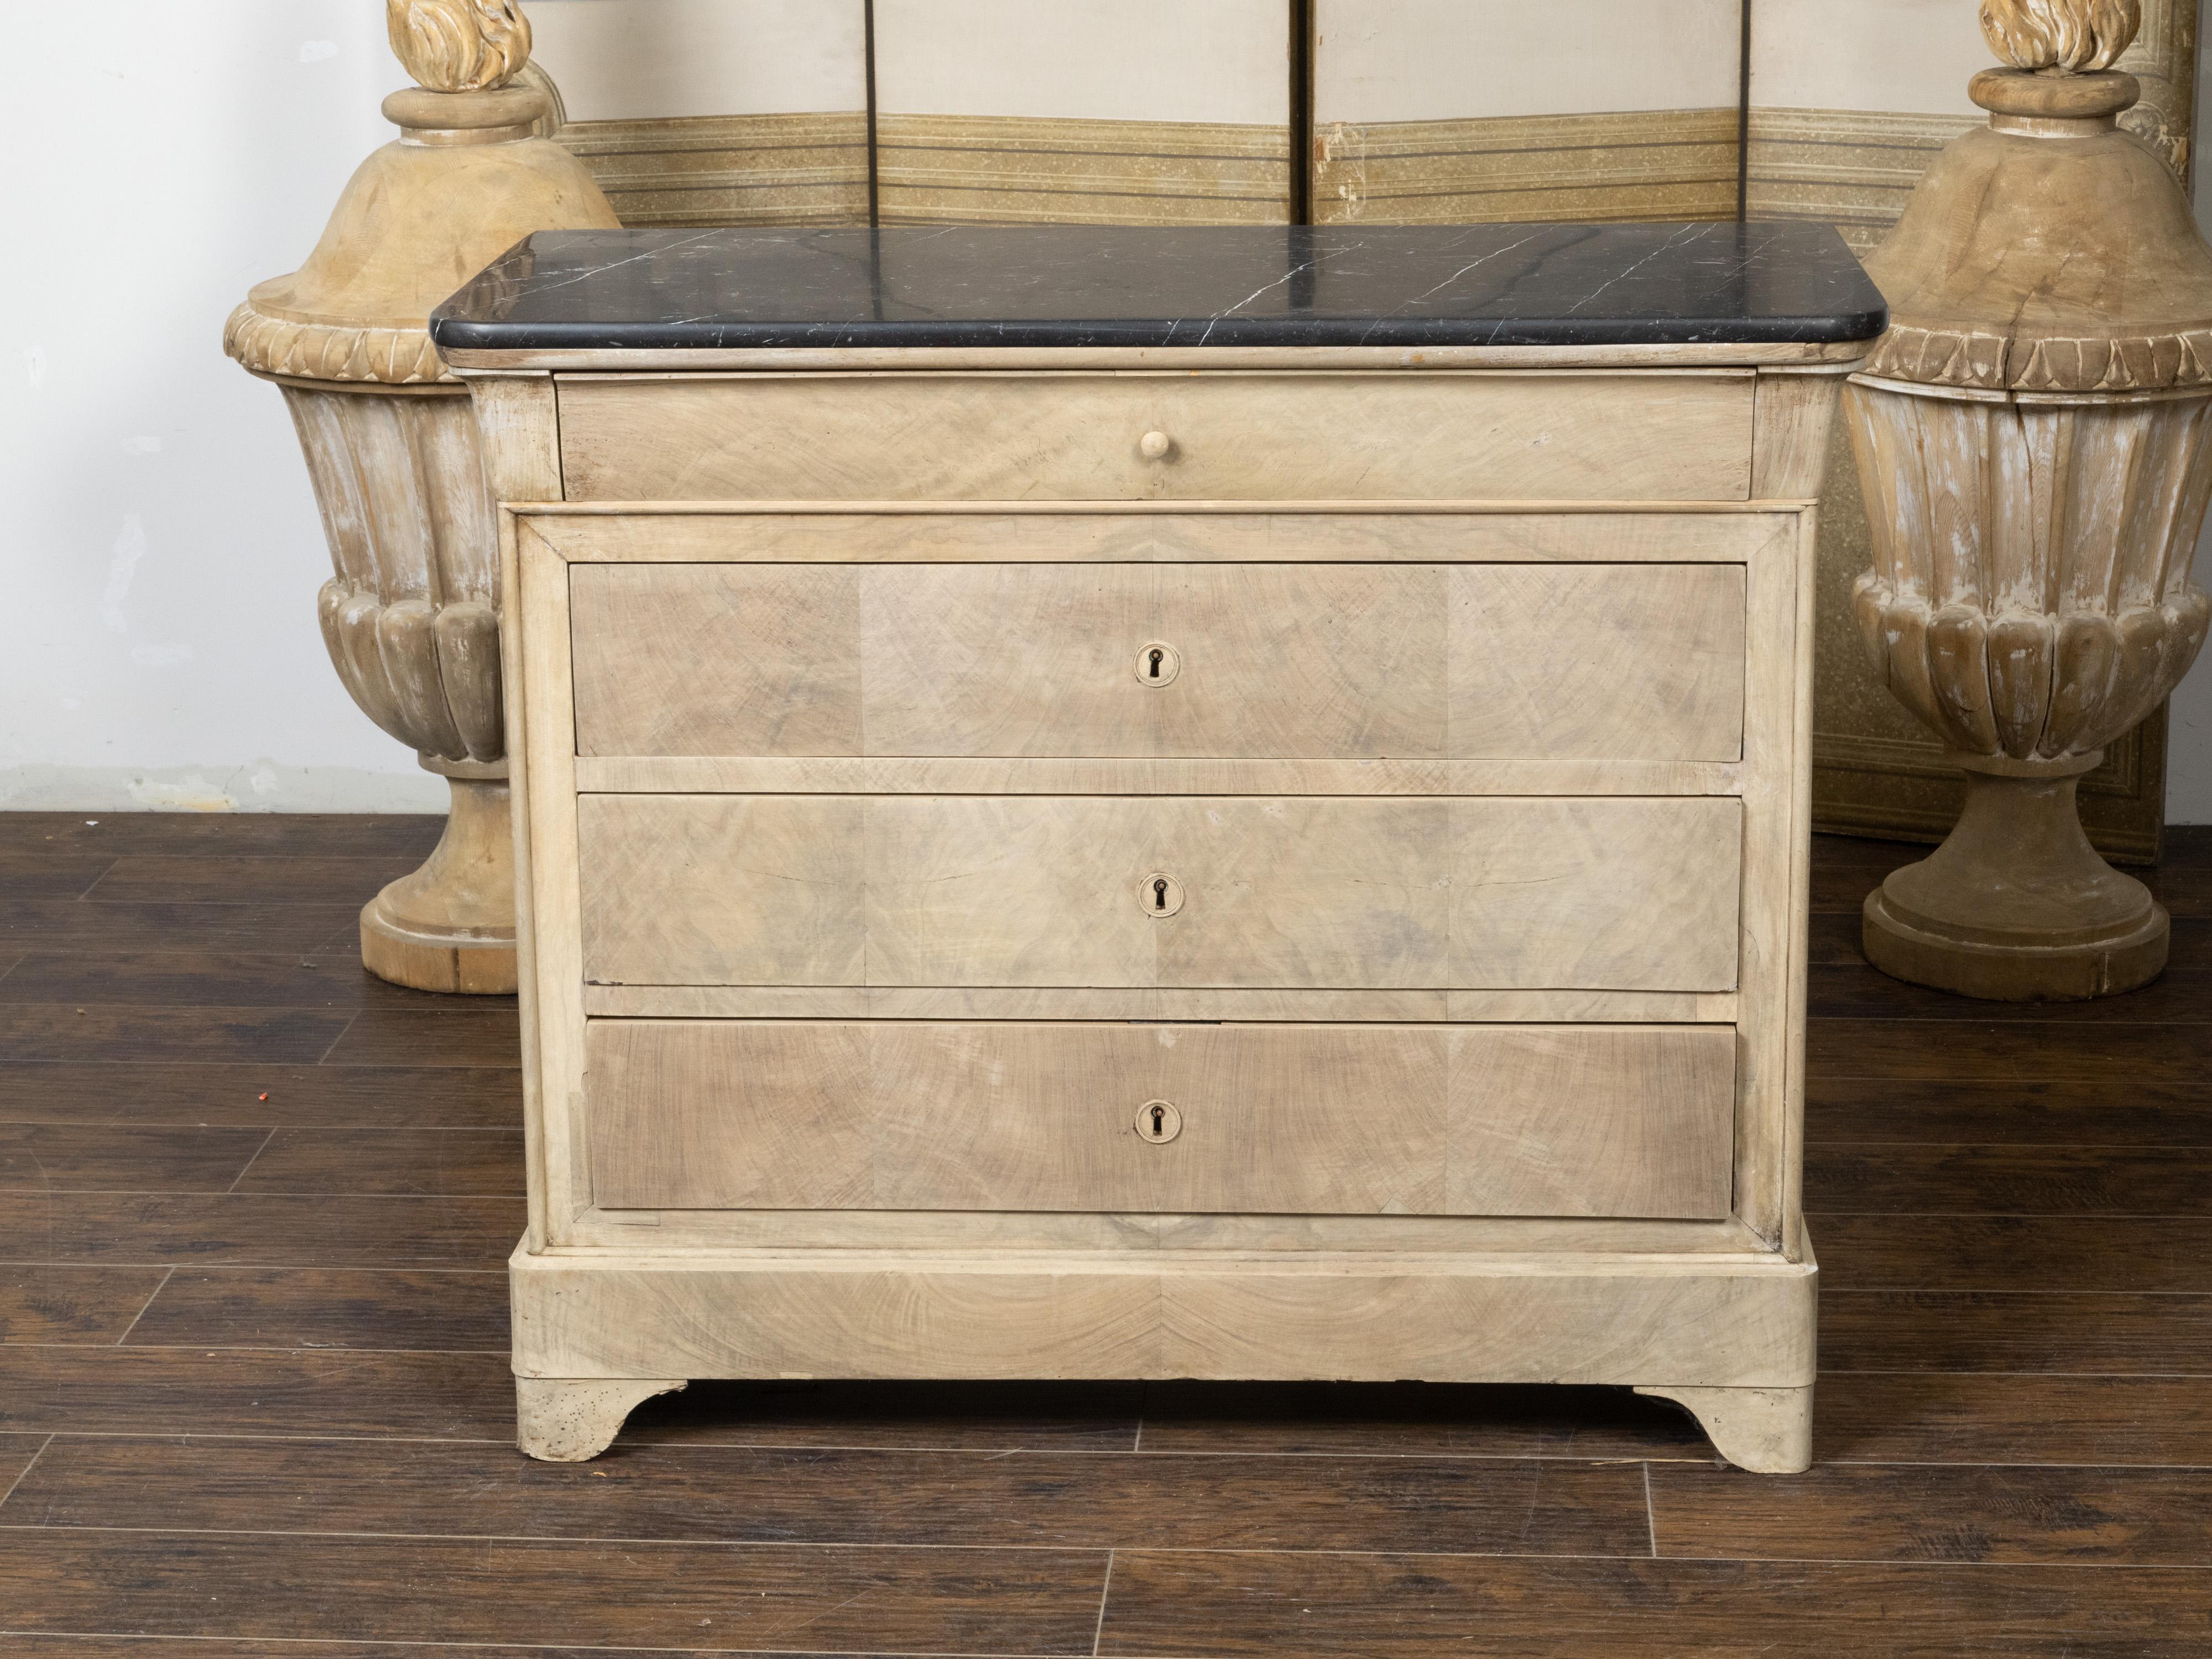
[1136,1099,1183,1143]
[1135,641,1181,687]
[1140,872,1185,917]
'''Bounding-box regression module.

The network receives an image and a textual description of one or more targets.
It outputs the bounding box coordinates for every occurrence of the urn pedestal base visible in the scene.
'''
[360,757,518,995]
[1863,752,2168,1001]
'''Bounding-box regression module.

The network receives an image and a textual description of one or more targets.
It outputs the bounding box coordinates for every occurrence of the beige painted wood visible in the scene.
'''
[576,794,1743,992]
[1751,364,1858,499]
[508,1241,1819,1387]
[578,984,1741,1023]
[566,1207,1772,1258]
[514,1375,685,1463]
[512,520,593,1245]
[529,503,1796,567]
[570,561,1746,764]
[1730,509,1817,1253]
[1635,1384,1815,1475]
[493,345,1825,1470]
[572,754,1747,797]
[555,372,1757,503]
[584,1021,1735,1220]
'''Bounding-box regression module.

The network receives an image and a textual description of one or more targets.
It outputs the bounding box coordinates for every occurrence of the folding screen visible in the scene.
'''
[871,0,1291,224]
[528,0,870,226]
[1310,0,1744,225]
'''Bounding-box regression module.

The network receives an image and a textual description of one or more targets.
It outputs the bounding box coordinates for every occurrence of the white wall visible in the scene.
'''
[8,1,2212,821]
[1,2,435,811]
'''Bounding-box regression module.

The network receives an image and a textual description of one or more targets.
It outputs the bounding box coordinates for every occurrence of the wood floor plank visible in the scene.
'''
[2,1436,1653,1557]
[1808,837,1925,913]
[321,1008,523,1069]
[1134,1380,1708,1460]
[627,1378,1145,1452]
[1816,1374,2212,1465]
[0,1124,275,1192]
[2150,827,2212,918]
[0,812,445,858]
[0,1531,1109,1655]
[0,1642,826,1658]
[0,1347,516,1439]
[1822,1291,2212,1373]
[0,1006,354,1067]
[1814,1215,2212,1293]
[1806,1145,2212,1215]
[1648,1460,2212,1565]
[0,1266,170,1344]
[0,952,387,1011]
[120,1268,509,1353]
[0,1433,46,1498]
[0,1192,524,1269]
[1805,1077,2212,1146]
[82,855,423,906]
[1094,1549,2212,1656]
[1807,1020,2210,1083]
[231,1129,525,1197]
[0,1062,521,1129]
[0,855,115,902]
[0,899,364,954]
[1812,961,2212,1022]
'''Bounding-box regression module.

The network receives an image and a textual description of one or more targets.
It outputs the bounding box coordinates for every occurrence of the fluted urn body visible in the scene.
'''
[1845,5,2212,998]
[226,2,618,992]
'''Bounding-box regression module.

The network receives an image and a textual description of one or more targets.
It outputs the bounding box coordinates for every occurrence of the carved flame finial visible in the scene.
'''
[1979,0,2141,73]
[387,0,534,93]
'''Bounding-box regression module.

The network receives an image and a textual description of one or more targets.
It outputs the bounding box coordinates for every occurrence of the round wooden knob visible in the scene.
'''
[1139,430,1175,461]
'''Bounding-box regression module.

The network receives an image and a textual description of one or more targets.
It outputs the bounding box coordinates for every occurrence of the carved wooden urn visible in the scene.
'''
[1844,0,2212,999]
[226,1,618,992]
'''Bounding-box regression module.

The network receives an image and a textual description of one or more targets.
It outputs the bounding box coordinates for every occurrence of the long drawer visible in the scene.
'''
[585,1020,1738,1219]
[570,561,1747,764]
[577,794,1743,991]
[555,371,1757,503]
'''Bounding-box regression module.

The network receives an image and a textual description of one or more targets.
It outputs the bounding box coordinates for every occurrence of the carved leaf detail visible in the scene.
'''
[387,0,533,93]
[1979,0,2141,72]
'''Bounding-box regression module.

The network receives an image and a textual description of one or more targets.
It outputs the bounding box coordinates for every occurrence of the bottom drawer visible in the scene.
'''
[585,1021,1736,1220]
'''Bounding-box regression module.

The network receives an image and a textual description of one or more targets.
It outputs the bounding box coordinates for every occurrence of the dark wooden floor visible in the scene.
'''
[1,812,2208,1656]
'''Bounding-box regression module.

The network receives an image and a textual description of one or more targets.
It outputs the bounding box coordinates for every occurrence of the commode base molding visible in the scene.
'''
[509,1237,1819,1471]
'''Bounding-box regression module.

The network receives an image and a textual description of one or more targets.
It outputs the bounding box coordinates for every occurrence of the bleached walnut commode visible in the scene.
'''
[431,223,1885,1470]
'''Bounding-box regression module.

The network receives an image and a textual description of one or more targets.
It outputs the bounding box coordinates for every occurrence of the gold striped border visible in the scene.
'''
[1311,109,1740,226]
[556,112,870,229]
[877,113,1291,226]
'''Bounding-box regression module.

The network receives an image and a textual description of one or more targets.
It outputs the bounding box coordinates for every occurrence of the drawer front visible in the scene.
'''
[571,562,1747,764]
[585,1021,1737,1219]
[577,794,1741,992]
[556,372,1755,503]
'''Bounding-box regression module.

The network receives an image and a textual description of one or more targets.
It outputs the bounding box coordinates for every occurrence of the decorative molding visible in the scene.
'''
[388,0,533,93]
[1980,0,2141,73]
[1313,108,1738,226]
[1861,320,2212,392]
[223,302,452,387]
[555,112,870,229]
[878,113,1291,226]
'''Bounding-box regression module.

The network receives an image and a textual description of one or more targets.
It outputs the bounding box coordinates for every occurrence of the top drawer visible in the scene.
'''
[555,371,1757,503]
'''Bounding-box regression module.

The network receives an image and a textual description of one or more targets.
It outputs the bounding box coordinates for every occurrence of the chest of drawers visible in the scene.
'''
[436,222,1885,1471]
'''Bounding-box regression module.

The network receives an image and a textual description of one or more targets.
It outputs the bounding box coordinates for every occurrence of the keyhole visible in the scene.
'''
[1147,647,1164,680]
[1153,877,1169,911]
[1149,1103,1166,1135]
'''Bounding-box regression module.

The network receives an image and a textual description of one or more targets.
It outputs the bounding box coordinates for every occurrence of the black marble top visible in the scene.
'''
[430,221,1885,353]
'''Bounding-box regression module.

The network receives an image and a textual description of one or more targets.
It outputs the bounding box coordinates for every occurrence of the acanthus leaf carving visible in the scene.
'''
[1979,0,2141,73]
[387,0,534,94]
